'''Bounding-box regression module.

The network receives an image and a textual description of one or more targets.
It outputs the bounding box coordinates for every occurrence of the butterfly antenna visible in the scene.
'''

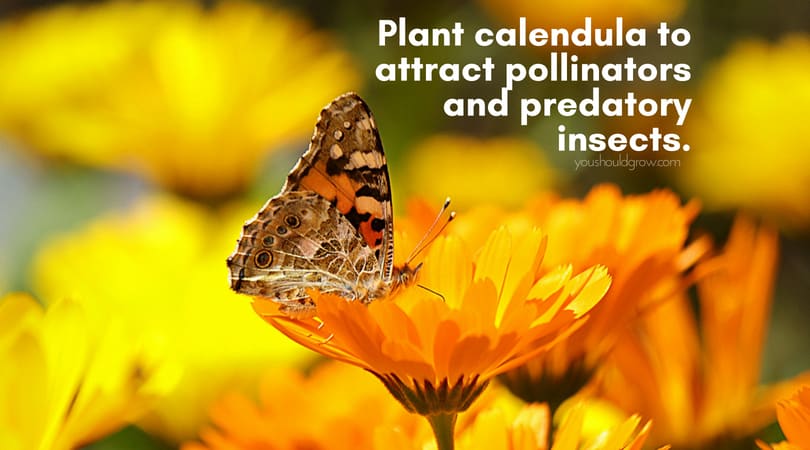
[417,283,446,302]
[405,197,456,265]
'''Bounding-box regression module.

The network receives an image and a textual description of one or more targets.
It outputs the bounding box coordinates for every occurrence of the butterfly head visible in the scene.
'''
[393,262,423,288]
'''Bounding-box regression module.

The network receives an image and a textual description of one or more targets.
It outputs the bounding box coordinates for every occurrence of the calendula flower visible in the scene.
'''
[0,292,177,450]
[182,361,431,450]
[400,135,560,209]
[600,216,810,448]
[489,185,707,410]
[31,195,314,443]
[757,385,810,450]
[678,35,810,229]
[254,222,611,449]
[478,0,684,47]
[379,400,654,450]
[0,0,358,198]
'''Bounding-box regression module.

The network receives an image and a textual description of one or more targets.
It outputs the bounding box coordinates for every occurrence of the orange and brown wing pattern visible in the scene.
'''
[282,92,395,282]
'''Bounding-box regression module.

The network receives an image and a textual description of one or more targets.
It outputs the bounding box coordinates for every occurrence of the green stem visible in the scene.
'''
[427,413,457,450]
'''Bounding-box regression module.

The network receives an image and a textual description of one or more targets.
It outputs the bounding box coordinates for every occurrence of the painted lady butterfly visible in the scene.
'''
[227,92,423,317]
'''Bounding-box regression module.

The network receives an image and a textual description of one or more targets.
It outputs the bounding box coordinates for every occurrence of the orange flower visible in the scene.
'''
[255,228,609,411]
[776,386,810,448]
[182,361,429,450]
[184,361,653,450]
[485,185,707,409]
[253,223,611,449]
[757,385,810,450]
[601,217,810,447]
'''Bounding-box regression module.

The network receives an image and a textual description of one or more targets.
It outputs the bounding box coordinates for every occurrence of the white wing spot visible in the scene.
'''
[329,143,344,159]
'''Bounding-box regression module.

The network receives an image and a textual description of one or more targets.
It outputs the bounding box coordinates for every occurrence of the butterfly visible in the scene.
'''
[227,92,435,318]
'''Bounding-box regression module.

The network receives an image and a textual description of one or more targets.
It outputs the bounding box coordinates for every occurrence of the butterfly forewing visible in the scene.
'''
[281,93,395,281]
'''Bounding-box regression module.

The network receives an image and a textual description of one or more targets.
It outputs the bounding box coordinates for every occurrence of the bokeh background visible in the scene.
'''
[0,0,808,449]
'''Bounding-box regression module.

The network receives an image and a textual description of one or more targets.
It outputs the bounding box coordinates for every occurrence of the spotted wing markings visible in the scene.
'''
[232,210,373,300]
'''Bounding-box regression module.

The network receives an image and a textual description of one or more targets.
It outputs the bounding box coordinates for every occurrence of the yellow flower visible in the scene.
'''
[551,401,654,450]
[0,292,177,450]
[678,35,810,229]
[30,195,314,443]
[0,0,359,198]
[380,401,654,450]
[182,361,430,450]
[478,0,684,46]
[400,135,560,209]
[253,220,610,449]
[600,216,810,448]
[757,385,810,450]
[474,185,706,409]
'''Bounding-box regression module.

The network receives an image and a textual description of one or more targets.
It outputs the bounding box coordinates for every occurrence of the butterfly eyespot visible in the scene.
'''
[255,250,273,268]
[262,235,275,247]
[342,120,352,129]
[284,214,301,228]
[276,225,288,235]
[333,130,344,141]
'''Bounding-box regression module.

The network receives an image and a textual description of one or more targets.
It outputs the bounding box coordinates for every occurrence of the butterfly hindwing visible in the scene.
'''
[227,191,380,317]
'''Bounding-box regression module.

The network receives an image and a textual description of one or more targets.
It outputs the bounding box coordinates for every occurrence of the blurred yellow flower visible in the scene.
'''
[254,220,610,449]
[550,401,654,450]
[400,135,560,209]
[757,385,810,450]
[600,216,810,448]
[182,361,429,450]
[380,401,654,450]
[478,0,684,45]
[0,292,177,450]
[678,35,810,229]
[30,195,315,443]
[0,0,359,198]
[452,185,707,409]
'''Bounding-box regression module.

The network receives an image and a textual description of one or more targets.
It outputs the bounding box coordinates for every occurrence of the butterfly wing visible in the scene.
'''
[227,191,381,317]
[281,92,395,283]
[227,93,397,316]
